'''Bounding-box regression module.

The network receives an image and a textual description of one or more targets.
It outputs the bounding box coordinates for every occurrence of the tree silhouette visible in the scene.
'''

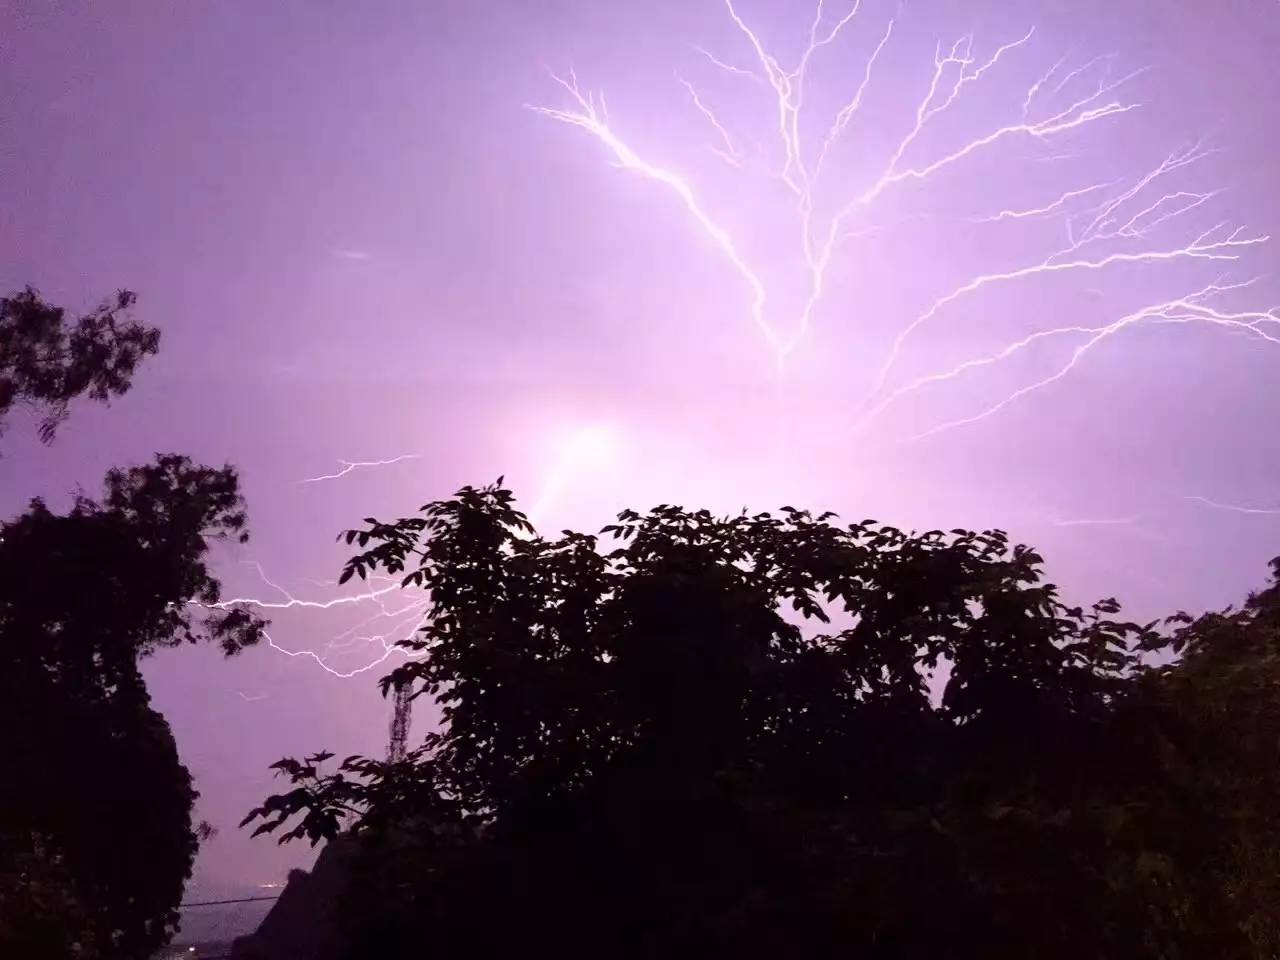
[1131,560,1280,955]
[246,482,1277,958]
[0,286,159,443]
[0,456,266,959]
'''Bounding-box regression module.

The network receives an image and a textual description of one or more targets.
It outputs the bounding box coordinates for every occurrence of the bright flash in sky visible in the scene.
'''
[11,0,1267,896]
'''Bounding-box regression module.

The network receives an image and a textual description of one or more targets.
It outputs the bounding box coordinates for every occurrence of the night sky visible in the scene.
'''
[3,0,1279,906]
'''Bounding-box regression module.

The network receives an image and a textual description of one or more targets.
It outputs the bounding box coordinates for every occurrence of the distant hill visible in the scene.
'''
[230,841,353,960]
[169,880,281,953]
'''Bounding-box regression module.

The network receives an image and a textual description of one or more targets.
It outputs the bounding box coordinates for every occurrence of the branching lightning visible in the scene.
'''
[676,71,745,167]
[531,0,1274,439]
[530,70,776,354]
[211,427,619,680]
[207,563,428,679]
[858,276,1278,441]
[216,2,1277,687]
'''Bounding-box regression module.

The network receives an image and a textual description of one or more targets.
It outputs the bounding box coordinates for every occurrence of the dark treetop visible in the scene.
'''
[247,482,1280,958]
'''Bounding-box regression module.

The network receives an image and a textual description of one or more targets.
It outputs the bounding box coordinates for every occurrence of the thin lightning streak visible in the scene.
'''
[676,72,743,167]
[210,429,619,679]
[200,565,428,678]
[258,627,420,679]
[1023,52,1069,117]
[693,45,757,80]
[323,594,428,653]
[861,93,1136,204]
[1047,53,1115,99]
[926,31,1039,126]
[866,142,1250,396]
[1186,495,1280,516]
[1050,515,1140,527]
[1074,141,1218,243]
[298,454,422,484]
[721,0,863,197]
[851,29,1039,208]
[815,17,895,179]
[872,228,1269,396]
[866,284,1280,441]
[970,181,1117,223]
[215,576,402,611]
[1104,190,1221,241]
[528,71,777,354]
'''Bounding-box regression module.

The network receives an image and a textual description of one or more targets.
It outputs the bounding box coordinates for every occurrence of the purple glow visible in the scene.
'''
[2,0,1278,902]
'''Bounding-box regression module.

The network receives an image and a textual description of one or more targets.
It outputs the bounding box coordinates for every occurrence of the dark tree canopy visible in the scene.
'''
[247,483,1280,958]
[1130,562,1280,956]
[0,286,160,443]
[0,455,266,959]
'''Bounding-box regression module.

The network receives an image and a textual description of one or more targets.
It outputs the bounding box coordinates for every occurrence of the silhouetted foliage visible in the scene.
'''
[248,482,1279,958]
[0,286,160,443]
[1130,561,1280,956]
[0,455,266,959]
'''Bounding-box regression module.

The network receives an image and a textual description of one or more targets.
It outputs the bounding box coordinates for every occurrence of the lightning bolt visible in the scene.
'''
[533,1,1274,439]
[210,427,619,679]
[1186,495,1280,516]
[203,563,428,679]
[1047,492,1280,530]
[529,70,777,357]
[297,455,422,484]
[857,279,1279,440]
[535,3,1134,369]
[869,221,1265,404]
[1050,515,1140,527]
[676,71,745,167]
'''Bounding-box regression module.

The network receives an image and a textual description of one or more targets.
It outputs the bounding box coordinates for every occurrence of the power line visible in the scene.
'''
[179,895,280,908]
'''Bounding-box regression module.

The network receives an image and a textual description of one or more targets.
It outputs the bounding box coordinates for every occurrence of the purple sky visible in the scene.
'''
[3,0,1279,907]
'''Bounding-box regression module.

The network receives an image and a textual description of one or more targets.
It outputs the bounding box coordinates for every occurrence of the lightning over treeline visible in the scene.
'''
[205,426,618,678]
[217,0,1277,682]
[532,0,1275,440]
[208,563,429,679]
